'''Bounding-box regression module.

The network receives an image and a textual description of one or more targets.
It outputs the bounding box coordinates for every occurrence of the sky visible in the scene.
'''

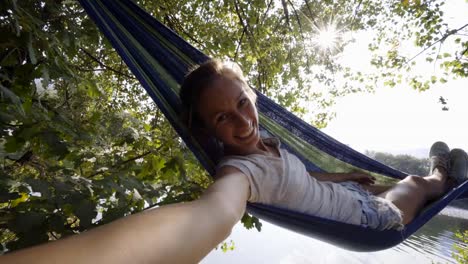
[319,1,468,157]
[322,78,468,158]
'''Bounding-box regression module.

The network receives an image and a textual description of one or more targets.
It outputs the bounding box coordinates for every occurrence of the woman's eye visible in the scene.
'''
[217,114,228,123]
[239,98,247,106]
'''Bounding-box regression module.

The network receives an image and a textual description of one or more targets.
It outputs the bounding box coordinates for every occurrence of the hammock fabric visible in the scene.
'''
[79,0,468,252]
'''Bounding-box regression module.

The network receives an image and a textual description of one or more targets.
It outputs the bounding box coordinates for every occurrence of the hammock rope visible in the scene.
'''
[79,0,468,251]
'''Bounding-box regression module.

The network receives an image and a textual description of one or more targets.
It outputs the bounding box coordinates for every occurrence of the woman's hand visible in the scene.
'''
[344,172,376,185]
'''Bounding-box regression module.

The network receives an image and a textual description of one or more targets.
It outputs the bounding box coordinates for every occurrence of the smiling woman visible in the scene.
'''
[197,77,264,156]
[180,58,466,231]
[180,59,271,157]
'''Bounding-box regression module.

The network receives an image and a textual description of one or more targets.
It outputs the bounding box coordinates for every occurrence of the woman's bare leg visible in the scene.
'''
[360,184,393,195]
[376,167,450,224]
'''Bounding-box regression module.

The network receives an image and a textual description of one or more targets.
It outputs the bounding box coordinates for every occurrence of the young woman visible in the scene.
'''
[179,59,468,229]
[3,59,467,264]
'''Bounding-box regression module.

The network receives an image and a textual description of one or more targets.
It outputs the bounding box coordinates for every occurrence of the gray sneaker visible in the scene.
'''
[429,141,450,175]
[449,149,468,184]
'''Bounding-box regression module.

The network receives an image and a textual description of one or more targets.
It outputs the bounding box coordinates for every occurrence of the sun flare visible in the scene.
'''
[307,21,343,53]
[316,25,338,50]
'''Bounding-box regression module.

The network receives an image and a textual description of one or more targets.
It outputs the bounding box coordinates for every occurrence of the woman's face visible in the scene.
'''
[197,77,260,155]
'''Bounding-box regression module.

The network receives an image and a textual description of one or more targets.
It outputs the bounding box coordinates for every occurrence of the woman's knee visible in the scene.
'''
[402,175,427,188]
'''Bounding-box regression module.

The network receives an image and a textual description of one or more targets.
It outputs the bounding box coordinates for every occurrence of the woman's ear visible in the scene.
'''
[191,125,223,162]
[197,126,212,138]
[191,124,214,143]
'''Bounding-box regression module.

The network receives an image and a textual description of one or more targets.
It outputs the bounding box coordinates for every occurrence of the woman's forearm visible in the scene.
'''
[1,172,250,264]
[309,171,375,185]
[2,200,229,264]
[309,172,350,183]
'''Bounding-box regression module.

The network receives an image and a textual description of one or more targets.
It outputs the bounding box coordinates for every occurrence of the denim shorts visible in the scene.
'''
[340,181,404,231]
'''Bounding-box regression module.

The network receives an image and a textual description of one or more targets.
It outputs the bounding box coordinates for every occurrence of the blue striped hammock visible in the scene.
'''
[79,0,468,251]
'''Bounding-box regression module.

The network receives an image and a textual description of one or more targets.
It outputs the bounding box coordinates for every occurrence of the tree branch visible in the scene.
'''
[49,231,59,240]
[350,0,364,30]
[234,28,246,60]
[163,14,208,51]
[405,23,468,65]
[88,150,155,179]
[461,46,468,58]
[434,42,443,71]
[281,0,290,28]
[303,0,319,28]
[233,0,258,55]
[79,48,136,80]
[115,60,124,89]
[286,0,312,69]
[259,0,274,26]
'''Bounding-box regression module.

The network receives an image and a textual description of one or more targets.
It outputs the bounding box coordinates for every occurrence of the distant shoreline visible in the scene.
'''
[441,199,468,219]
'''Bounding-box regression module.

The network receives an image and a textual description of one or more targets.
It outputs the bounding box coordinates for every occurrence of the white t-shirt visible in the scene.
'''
[217,138,363,225]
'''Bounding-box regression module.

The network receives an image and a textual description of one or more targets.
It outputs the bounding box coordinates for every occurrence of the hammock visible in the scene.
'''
[79,0,468,252]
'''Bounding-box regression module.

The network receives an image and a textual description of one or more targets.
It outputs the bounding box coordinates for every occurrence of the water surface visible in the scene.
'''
[202,200,468,263]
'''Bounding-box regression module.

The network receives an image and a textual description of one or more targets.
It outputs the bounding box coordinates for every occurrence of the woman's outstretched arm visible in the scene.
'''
[308,171,376,185]
[1,167,250,264]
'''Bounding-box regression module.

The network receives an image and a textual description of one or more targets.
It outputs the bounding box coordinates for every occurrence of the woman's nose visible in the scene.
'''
[235,112,250,128]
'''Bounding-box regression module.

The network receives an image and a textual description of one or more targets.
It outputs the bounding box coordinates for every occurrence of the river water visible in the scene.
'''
[202,199,468,264]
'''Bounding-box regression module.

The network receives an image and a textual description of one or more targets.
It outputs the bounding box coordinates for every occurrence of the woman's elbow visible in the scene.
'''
[219,199,246,241]
[226,197,247,225]
[197,193,244,244]
[211,189,246,226]
[203,167,250,236]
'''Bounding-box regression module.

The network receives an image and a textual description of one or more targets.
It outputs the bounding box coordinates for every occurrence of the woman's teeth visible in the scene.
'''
[238,128,254,139]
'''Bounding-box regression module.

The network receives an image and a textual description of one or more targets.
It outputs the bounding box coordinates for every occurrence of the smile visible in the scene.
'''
[236,127,255,140]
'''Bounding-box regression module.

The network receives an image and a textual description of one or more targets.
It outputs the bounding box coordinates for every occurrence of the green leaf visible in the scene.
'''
[152,156,166,171]
[22,98,33,114]
[6,228,49,251]
[241,213,262,231]
[0,192,21,203]
[27,33,37,64]
[0,84,22,107]
[9,211,46,233]
[26,179,51,198]
[4,136,25,153]
[41,131,69,158]
[84,80,101,98]
[48,215,66,233]
[0,112,16,124]
[74,200,96,228]
[10,193,29,207]
[41,66,50,88]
